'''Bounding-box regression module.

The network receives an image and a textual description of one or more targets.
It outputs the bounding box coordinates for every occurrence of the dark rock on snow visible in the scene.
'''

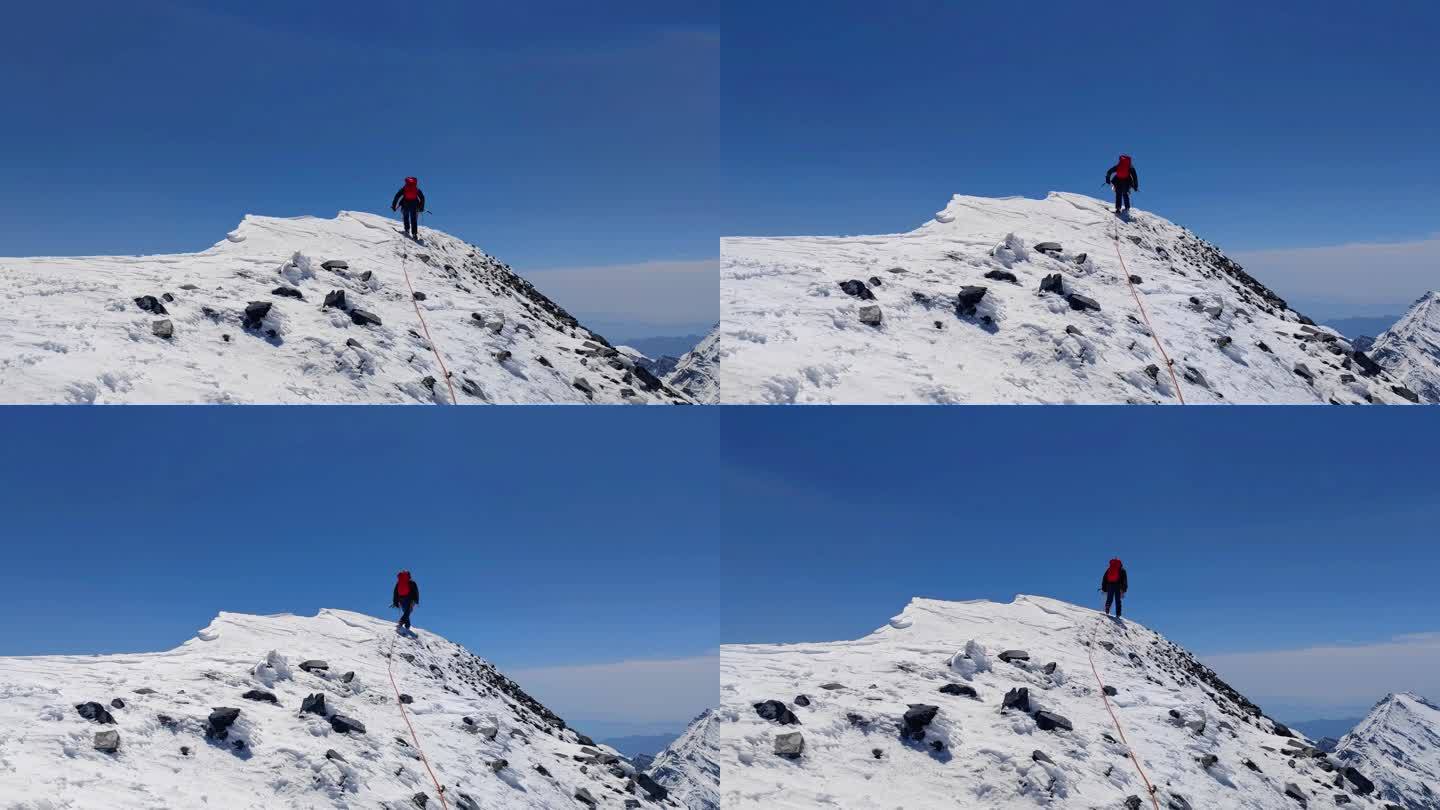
[94,730,121,753]
[134,295,168,315]
[754,700,801,726]
[349,309,382,327]
[839,280,875,300]
[75,702,116,724]
[955,286,988,316]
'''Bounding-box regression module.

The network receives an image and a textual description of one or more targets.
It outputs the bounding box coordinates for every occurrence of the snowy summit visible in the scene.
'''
[665,326,720,405]
[648,709,719,810]
[0,609,682,809]
[720,595,1395,809]
[1369,291,1440,404]
[720,192,1421,404]
[1334,691,1440,809]
[0,212,694,404]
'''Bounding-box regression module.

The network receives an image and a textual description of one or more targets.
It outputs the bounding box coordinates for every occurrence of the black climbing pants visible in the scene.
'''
[401,202,420,237]
[1113,182,1132,212]
[398,598,416,629]
[1104,588,1123,617]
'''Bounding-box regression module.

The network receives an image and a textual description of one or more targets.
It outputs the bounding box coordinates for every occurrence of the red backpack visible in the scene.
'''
[1105,559,1123,583]
[396,571,412,597]
[402,177,419,201]
[1114,156,1132,181]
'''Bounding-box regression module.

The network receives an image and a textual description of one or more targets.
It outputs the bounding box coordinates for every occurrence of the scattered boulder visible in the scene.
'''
[1293,363,1315,382]
[134,295,168,315]
[1103,685,1118,697]
[1067,293,1101,312]
[868,276,883,287]
[1002,688,1031,713]
[902,704,940,740]
[955,286,988,316]
[271,286,304,300]
[300,693,326,716]
[321,260,349,271]
[241,690,277,704]
[1342,766,1375,794]
[574,787,597,806]
[1284,782,1306,803]
[157,714,179,730]
[858,304,882,326]
[298,660,328,673]
[242,301,272,331]
[152,319,174,339]
[1039,274,1065,295]
[635,773,669,801]
[753,700,800,726]
[349,309,381,327]
[1129,275,1143,285]
[839,280,875,301]
[1353,351,1383,377]
[412,793,429,808]
[110,698,125,709]
[412,291,427,301]
[325,749,346,763]
[774,731,805,757]
[1217,336,1233,349]
[1034,242,1063,254]
[206,707,241,739]
[572,377,595,398]
[329,714,366,734]
[1034,711,1072,732]
[1032,750,1053,765]
[938,684,977,698]
[323,290,347,310]
[399,694,413,705]
[1125,797,1142,810]
[998,650,1030,663]
[1392,386,1420,403]
[794,695,811,707]
[820,682,846,690]
[94,730,121,753]
[984,270,1018,284]
[75,702,116,724]
[1272,721,1295,738]
[1199,754,1219,768]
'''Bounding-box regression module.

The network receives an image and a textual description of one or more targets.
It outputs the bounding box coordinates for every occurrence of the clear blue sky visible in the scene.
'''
[0,0,716,267]
[1,407,718,673]
[720,0,1440,252]
[721,407,1440,659]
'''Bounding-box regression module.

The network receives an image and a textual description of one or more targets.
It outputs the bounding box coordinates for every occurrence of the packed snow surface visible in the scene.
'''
[720,595,1396,809]
[1335,691,1440,808]
[720,192,1417,404]
[1369,291,1440,403]
[648,709,719,810]
[0,609,683,808]
[0,211,692,404]
[665,326,719,404]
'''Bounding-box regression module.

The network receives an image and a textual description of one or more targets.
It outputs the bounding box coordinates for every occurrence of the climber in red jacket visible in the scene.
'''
[1104,155,1139,215]
[390,177,426,240]
[392,570,421,630]
[1099,558,1128,618]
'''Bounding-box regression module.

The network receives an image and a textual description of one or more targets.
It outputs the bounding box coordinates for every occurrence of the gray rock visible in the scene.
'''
[902,704,939,739]
[1034,711,1072,732]
[1034,242,1062,253]
[774,731,805,757]
[94,730,120,753]
[134,295,168,315]
[323,290,347,310]
[300,693,326,716]
[206,707,241,739]
[75,702,116,724]
[329,714,366,734]
[1002,687,1030,713]
[1039,273,1065,295]
[955,286,988,316]
[998,650,1030,663]
[321,260,349,271]
[271,286,304,300]
[1066,293,1101,312]
[242,690,277,704]
[298,660,328,673]
[325,748,346,763]
[152,319,174,339]
[572,377,595,397]
[1032,750,1053,765]
[349,309,381,327]
[1284,782,1306,803]
[242,301,272,330]
[938,683,977,698]
[984,270,1018,284]
[858,304,882,326]
[574,787,597,806]
[754,700,800,726]
[839,280,875,300]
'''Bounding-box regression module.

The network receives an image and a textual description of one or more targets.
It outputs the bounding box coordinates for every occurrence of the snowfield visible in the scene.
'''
[1370,291,1440,404]
[0,610,684,809]
[648,709,719,810]
[665,326,719,405]
[0,211,693,404]
[1335,692,1440,809]
[720,595,1398,809]
[720,192,1421,404]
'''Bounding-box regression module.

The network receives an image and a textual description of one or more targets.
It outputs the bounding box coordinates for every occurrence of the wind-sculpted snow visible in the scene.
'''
[0,211,693,404]
[1369,291,1440,403]
[720,595,1399,809]
[1335,692,1440,808]
[648,709,719,810]
[0,610,684,808]
[720,192,1418,404]
[666,326,719,404]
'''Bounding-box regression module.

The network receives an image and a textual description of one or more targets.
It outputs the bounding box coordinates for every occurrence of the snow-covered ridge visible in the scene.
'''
[720,192,1420,404]
[648,709,719,810]
[0,211,693,404]
[0,609,683,808]
[665,326,719,404]
[1370,291,1440,403]
[720,595,1395,809]
[1334,691,1440,808]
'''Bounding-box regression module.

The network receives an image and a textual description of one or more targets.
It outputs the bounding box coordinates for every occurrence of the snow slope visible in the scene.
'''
[1369,292,1440,404]
[0,610,681,809]
[720,193,1418,404]
[648,710,719,810]
[0,212,692,404]
[665,326,719,404]
[720,595,1395,809]
[1334,692,1440,809]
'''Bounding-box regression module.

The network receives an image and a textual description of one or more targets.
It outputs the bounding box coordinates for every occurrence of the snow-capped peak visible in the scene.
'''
[665,325,719,404]
[720,595,1393,808]
[1334,691,1440,808]
[720,192,1418,404]
[0,609,682,808]
[1370,290,1440,403]
[647,709,719,810]
[0,211,693,404]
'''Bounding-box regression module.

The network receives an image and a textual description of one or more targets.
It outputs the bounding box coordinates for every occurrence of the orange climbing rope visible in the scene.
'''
[1112,223,1186,404]
[1086,627,1161,810]
[386,634,451,809]
[399,248,459,405]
